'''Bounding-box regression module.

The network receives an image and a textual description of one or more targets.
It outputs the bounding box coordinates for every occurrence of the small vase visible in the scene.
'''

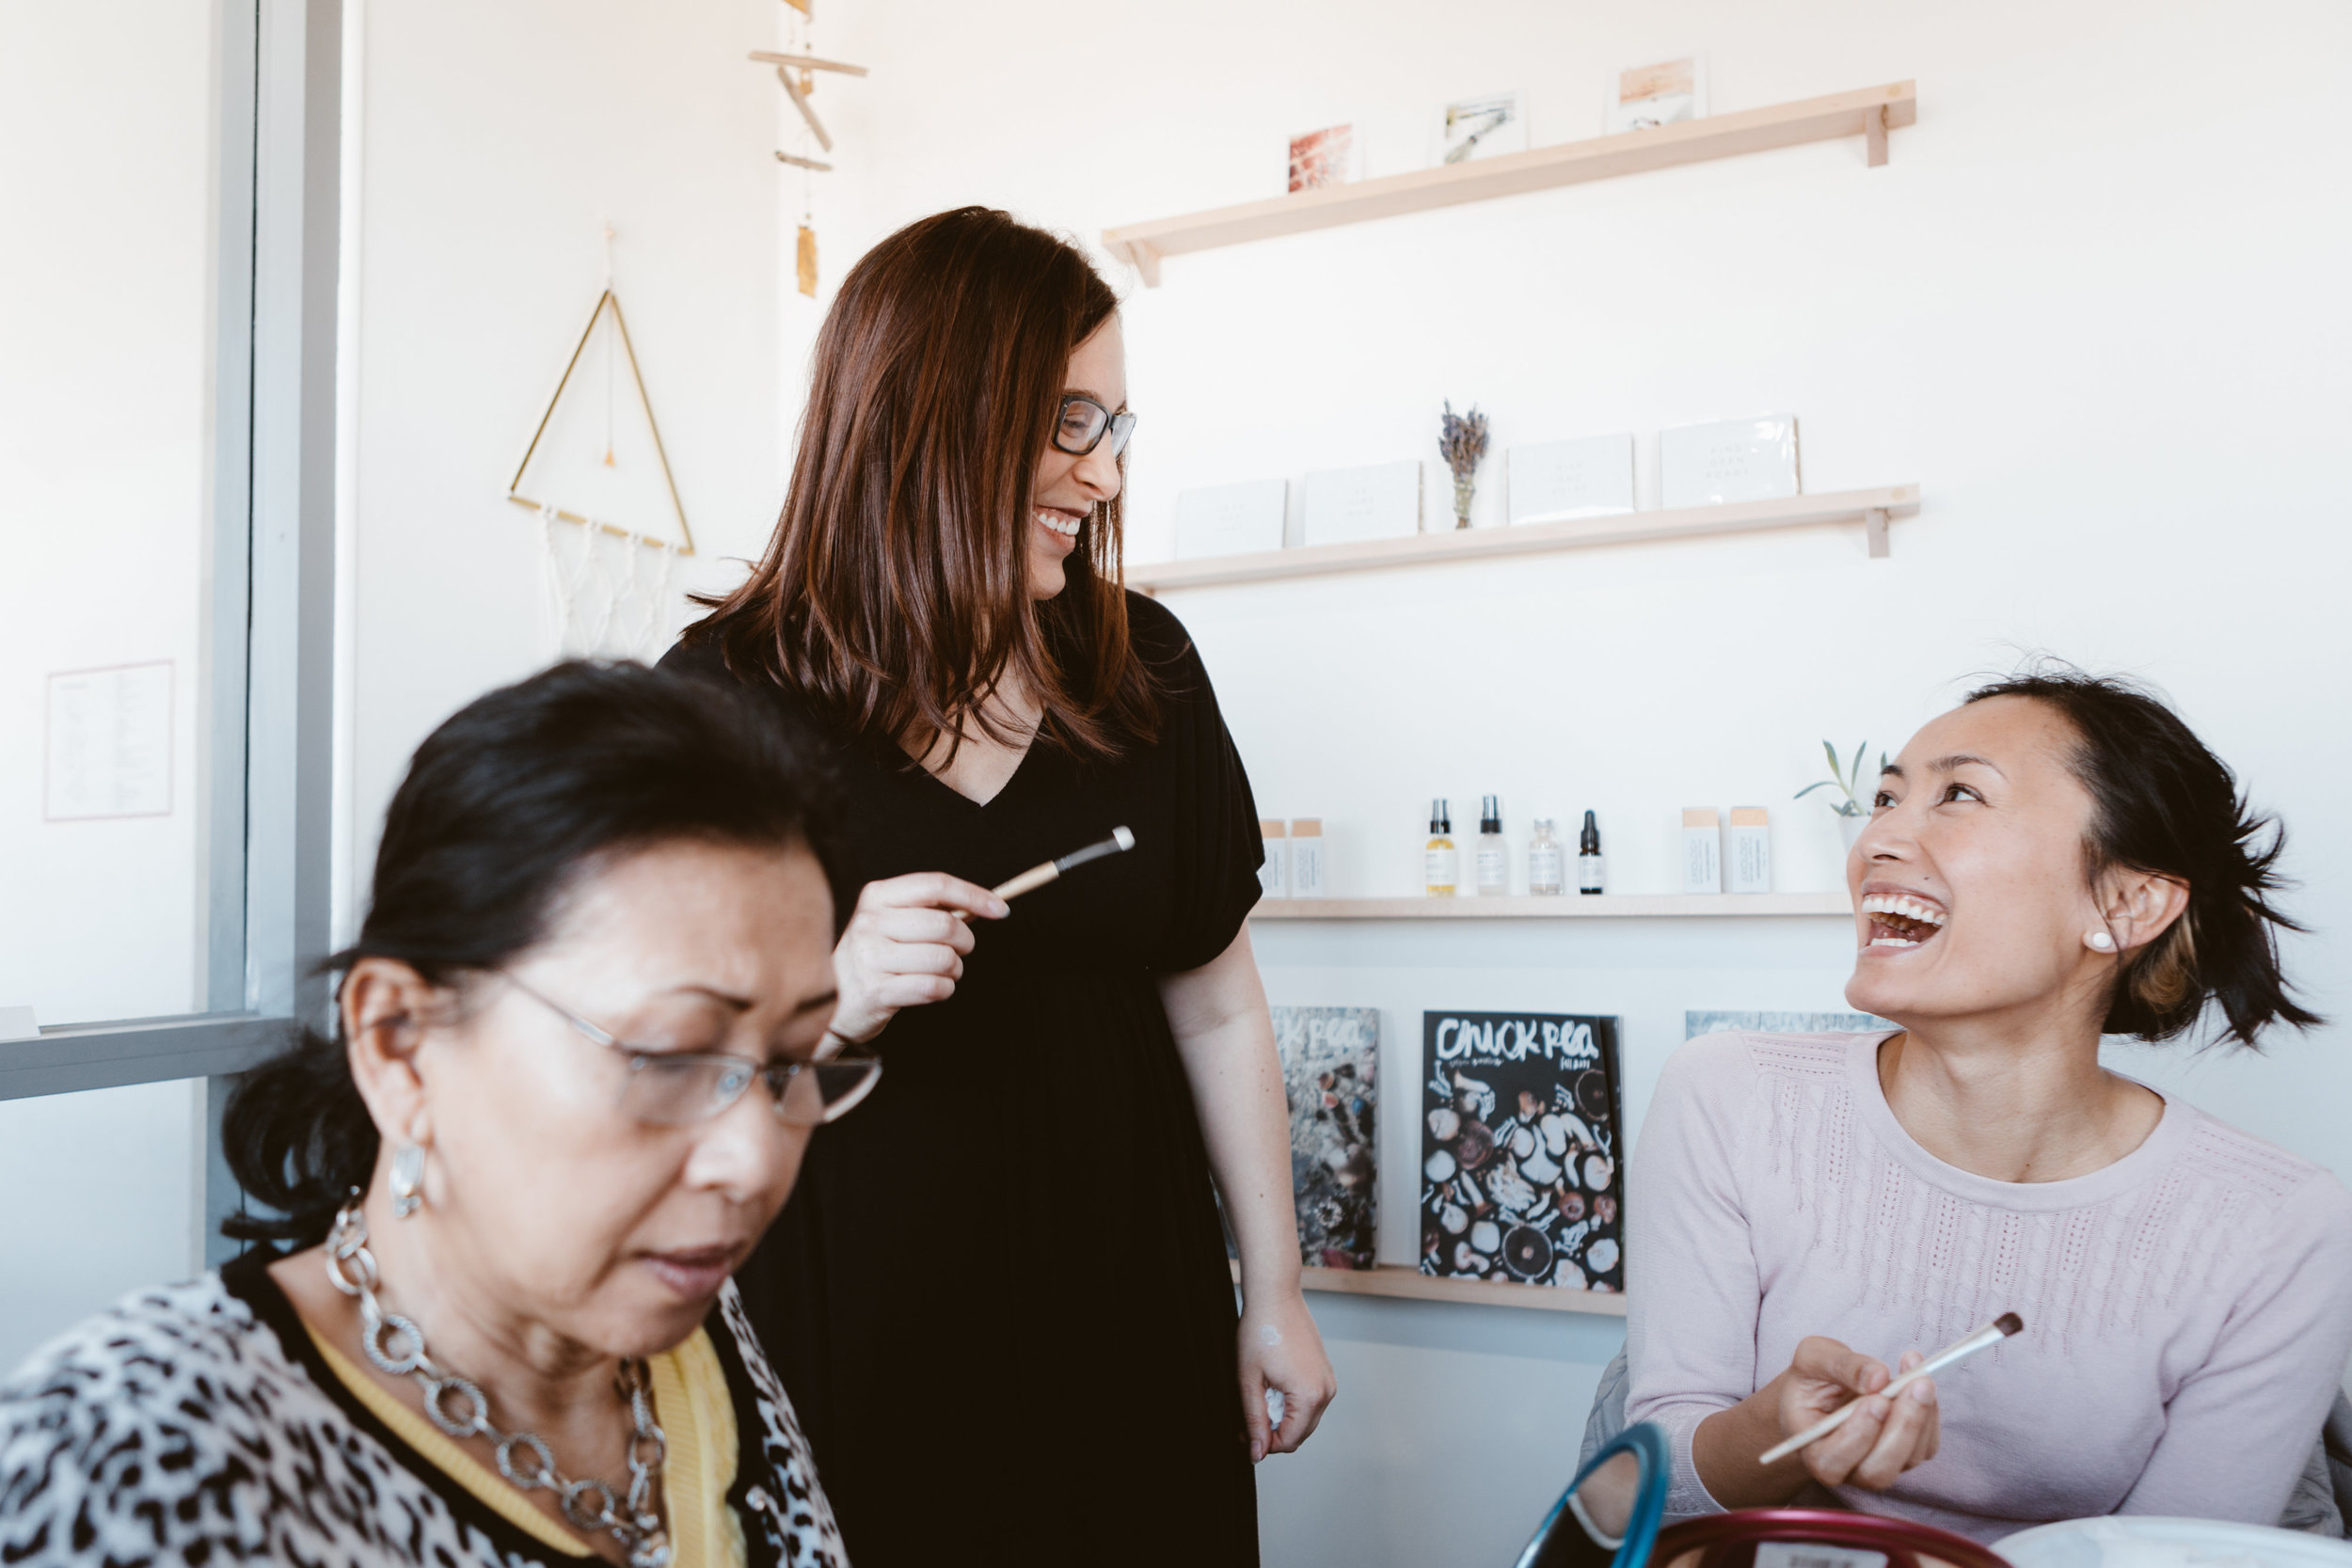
[1838,813,1866,850]
[1453,476,1475,530]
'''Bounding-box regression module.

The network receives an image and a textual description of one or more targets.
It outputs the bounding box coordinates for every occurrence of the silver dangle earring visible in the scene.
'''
[2085,929,2117,953]
[389,1141,426,1219]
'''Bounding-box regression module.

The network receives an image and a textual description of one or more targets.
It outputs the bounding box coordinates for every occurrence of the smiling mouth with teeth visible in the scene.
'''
[1860,892,1947,949]
[1034,508,1083,538]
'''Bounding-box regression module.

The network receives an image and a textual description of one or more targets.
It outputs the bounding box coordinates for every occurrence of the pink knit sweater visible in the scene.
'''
[1625,1030,2352,1544]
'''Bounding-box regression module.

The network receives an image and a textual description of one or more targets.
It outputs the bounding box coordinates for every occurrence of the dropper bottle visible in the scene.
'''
[1424,800,1458,897]
[1577,810,1606,895]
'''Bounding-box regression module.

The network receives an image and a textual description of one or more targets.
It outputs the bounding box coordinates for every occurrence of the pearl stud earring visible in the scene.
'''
[390,1141,426,1218]
[2085,929,2117,953]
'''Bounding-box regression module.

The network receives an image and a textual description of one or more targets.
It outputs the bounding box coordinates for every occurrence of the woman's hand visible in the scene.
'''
[1777,1338,1939,1492]
[825,873,1006,1046]
[1693,1337,1939,1506]
[1238,1289,1335,1463]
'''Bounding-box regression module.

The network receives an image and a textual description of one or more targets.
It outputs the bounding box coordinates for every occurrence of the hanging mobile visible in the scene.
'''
[748,7,866,299]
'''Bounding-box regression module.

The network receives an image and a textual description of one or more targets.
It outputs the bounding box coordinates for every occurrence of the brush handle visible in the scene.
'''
[991,863,1059,900]
[1756,1324,2004,1465]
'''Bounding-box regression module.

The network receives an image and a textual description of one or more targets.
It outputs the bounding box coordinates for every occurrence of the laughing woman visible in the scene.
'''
[1626,671,2352,1543]
[663,207,1331,1568]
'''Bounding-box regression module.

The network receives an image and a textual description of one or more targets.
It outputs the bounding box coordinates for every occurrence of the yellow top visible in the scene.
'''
[306,1323,744,1568]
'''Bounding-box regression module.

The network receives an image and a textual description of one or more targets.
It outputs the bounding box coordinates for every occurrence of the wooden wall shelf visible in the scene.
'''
[1252,893,1851,920]
[1104,81,1915,286]
[1130,483,1920,591]
[1236,1260,1628,1316]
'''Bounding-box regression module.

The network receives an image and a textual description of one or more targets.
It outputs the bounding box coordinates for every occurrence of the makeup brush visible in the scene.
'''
[1757,1312,2024,1466]
[992,826,1136,901]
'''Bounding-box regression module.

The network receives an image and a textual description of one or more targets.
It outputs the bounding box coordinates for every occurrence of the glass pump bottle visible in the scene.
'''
[1474,796,1510,895]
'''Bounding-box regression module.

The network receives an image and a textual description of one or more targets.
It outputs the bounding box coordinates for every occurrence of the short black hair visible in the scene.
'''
[222,659,850,1249]
[1965,665,2318,1048]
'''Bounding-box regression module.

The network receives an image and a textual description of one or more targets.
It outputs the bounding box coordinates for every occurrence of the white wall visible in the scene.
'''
[796,2,2352,1562]
[340,0,789,911]
[0,0,221,1373]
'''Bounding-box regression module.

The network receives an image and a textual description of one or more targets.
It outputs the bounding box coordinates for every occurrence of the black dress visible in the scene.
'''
[661,592,1265,1567]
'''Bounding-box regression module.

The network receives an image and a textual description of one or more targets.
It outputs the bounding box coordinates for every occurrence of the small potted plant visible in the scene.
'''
[1795,739,1885,849]
[1438,401,1489,530]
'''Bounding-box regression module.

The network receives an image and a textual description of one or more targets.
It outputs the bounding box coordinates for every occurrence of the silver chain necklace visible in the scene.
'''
[326,1196,673,1568]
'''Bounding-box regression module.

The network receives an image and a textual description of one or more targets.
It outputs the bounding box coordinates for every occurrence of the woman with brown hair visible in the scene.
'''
[662,206,1332,1565]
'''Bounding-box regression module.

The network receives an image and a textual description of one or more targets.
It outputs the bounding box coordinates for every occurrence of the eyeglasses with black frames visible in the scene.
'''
[1053,393,1136,459]
[502,974,881,1128]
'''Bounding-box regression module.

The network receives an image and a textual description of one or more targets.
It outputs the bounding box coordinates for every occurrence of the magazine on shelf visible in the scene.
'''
[1272,1006,1378,1271]
[1420,1010,1623,1291]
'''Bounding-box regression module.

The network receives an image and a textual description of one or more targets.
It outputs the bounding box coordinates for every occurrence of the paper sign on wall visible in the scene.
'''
[1507,435,1637,525]
[1302,460,1423,547]
[1175,478,1288,560]
[45,662,173,821]
[1660,414,1801,510]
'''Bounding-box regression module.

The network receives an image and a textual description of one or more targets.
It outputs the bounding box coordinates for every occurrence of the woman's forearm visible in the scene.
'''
[1157,929,1302,1300]
[1692,1376,1815,1509]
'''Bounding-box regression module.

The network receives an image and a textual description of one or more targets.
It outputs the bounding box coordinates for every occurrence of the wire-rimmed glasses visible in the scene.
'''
[1053,393,1136,458]
[502,974,881,1128]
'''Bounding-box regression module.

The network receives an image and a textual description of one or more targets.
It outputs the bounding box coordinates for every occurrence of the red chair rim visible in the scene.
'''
[1653,1508,2010,1568]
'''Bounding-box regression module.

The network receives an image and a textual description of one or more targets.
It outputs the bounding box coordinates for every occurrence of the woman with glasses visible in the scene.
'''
[1,660,869,1568]
[661,206,1333,1567]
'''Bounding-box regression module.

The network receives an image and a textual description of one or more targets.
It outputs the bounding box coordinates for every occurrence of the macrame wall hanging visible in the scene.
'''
[506,227,695,661]
[751,0,867,297]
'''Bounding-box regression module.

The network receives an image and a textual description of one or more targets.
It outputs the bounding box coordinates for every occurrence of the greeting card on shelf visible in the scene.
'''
[1287,123,1362,193]
[1507,434,1637,525]
[1175,479,1288,560]
[1421,1011,1624,1292]
[1432,89,1528,166]
[1301,460,1423,546]
[1607,55,1708,134]
[1660,414,1800,509]
[1273,1006,1378,1271]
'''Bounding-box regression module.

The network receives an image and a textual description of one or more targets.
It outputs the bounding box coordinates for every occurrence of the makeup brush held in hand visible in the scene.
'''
[993,826,1136,901]
[1758,1312,2024,1466]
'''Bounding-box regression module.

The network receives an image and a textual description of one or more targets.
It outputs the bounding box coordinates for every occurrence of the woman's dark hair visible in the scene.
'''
[1964,667,2318,1048]
[683,205,1163,766]
[222,659,851,1249]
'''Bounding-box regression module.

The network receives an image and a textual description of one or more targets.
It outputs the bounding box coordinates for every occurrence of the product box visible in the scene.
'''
[1301,460,1423,546]
[1257,818,1288,898]
[1420,1010,1624,1291]
[1289,818,1326,896]
[1174,478,1289,560]
[1659,414,1800,510]
[1506,434,1637,525]
[1727,807,1772,894]
[1681,807,1722,894]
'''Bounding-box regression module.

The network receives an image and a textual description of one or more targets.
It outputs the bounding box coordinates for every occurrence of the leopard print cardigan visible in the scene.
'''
[0,1252,847,1568]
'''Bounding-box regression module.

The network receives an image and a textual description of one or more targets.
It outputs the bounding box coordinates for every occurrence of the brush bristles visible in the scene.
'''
[1994,1312,2024,1336]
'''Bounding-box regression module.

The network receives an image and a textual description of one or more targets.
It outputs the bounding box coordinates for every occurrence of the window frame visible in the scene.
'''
[0,0,342,1258]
